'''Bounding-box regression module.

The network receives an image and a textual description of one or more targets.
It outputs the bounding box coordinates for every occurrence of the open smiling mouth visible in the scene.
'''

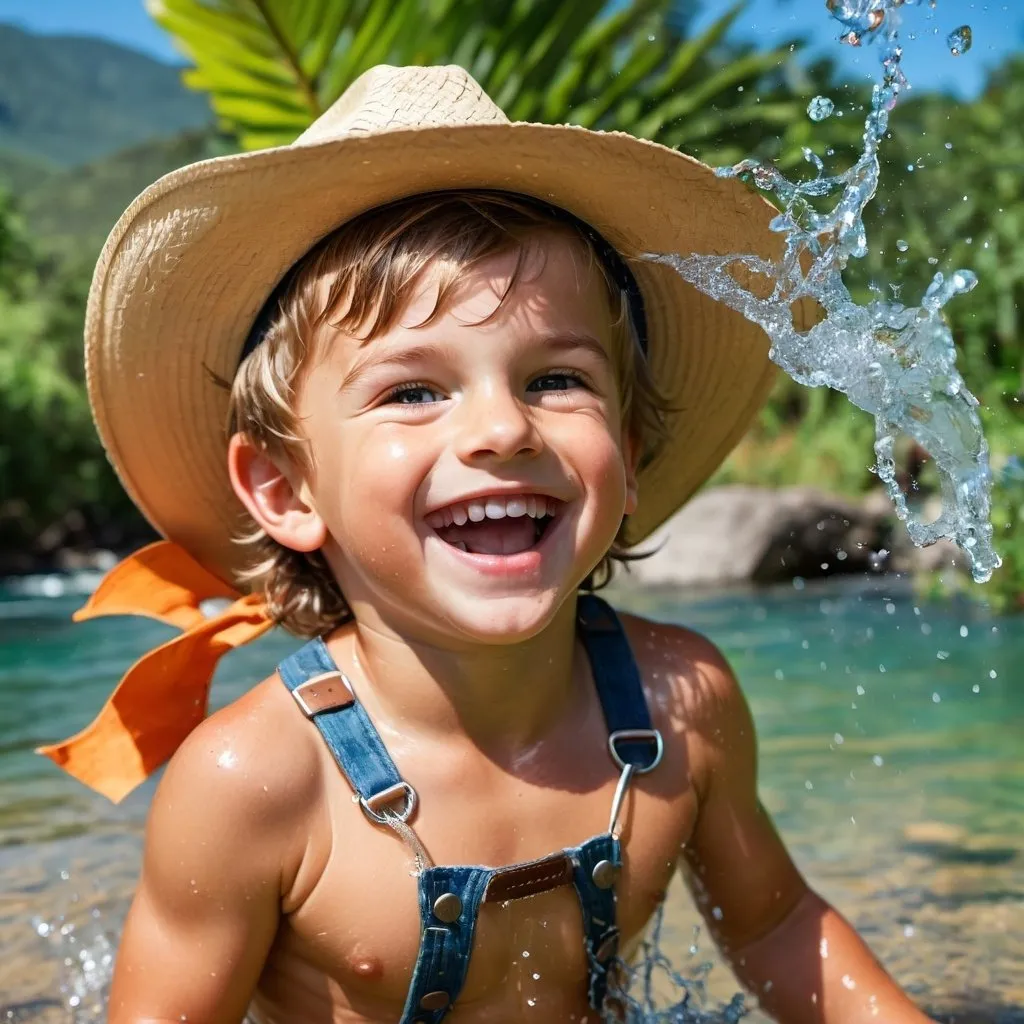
[424,495,563,556]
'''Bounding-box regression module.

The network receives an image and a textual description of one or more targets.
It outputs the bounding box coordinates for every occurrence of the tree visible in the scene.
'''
[147,0,843,169]
[0,191,139,563]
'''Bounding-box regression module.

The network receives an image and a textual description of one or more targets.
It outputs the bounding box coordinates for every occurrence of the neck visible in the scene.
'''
[330,597,582,754]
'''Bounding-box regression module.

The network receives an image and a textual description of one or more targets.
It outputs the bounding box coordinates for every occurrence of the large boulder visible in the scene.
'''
[618,484,895,588]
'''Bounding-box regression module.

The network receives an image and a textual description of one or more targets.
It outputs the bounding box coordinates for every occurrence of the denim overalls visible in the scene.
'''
[277,594,663,1023]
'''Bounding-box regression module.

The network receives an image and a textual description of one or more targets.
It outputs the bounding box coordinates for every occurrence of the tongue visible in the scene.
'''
[437,517,537,555]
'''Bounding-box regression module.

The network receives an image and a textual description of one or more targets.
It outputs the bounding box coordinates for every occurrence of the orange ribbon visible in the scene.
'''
[36,540,274,803]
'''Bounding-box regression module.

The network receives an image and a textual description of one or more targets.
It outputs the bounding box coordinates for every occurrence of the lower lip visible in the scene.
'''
[426,515,566,578]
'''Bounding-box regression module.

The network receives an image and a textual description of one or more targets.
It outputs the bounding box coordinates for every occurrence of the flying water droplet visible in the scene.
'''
[896,239,910,252]
[947,25,972,56]
[808,95,836,121]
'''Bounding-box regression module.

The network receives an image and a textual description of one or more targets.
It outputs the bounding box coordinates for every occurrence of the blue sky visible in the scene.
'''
[0,0,1019,97]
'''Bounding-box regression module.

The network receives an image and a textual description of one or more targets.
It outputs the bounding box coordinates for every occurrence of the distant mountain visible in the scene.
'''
[0,23,211,169]
[19,128,236,262]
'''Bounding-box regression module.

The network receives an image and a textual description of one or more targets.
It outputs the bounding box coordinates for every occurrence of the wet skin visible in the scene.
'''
[108,236,934,1024]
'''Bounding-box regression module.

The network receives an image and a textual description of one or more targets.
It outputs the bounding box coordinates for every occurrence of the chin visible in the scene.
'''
[434,588,574,645]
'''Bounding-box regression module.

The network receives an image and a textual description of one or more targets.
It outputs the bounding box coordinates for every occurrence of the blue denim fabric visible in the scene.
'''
[277,594,653,1022]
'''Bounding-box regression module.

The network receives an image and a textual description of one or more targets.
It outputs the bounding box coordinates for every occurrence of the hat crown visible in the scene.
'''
[295,64,509,146]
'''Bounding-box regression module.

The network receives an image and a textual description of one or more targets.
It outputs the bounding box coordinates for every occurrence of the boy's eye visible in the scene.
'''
[385,383,445,405]
[529,373,585,392]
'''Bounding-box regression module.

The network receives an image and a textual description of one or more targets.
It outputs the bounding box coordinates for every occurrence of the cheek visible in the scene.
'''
[592,442,630,514]
[567,420,630,514]
[316,428,428,533]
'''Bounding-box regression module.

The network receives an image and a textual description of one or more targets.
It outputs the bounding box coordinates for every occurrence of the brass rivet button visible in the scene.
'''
[591,859,618,889]
[419,990,451,1011]
[432,892,462,923]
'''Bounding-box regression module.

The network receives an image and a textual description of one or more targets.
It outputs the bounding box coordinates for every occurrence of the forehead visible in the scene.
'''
[396,230,615,336]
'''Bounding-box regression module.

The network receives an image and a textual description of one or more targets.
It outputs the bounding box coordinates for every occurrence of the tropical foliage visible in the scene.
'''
[147,0,852,168]
[0,191,137,561]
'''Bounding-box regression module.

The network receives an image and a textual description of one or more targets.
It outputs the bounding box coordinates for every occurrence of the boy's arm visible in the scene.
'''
[109,687,316,1024]
[678,638,932,1024]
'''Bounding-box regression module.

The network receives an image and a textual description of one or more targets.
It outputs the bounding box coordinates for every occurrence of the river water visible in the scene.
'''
[0,576,1021,1021]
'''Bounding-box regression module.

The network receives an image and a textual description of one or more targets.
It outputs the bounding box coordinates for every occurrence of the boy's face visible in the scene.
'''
[244,232,638,645]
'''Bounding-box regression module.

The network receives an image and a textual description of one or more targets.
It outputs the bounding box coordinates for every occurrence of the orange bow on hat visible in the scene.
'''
[36,541,274,803]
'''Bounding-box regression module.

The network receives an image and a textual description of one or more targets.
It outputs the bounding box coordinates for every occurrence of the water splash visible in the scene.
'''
[807,95,836,121]
[32,910,115,1023]
[602,906,747,1023]
[648,0,1000,582]
[946,25,972,56]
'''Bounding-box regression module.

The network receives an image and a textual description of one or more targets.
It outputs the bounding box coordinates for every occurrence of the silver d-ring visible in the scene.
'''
[608,729,664,774]
[360,781,418,825]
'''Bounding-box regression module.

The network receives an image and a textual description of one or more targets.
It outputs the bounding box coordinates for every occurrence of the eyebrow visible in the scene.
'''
[337,331,612,394]
[541,331,613,368]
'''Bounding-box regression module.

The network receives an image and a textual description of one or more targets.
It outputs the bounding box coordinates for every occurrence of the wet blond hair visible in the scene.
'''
[227,191,668,636]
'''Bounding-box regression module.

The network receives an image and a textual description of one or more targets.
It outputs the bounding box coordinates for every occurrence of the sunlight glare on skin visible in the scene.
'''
[215,748,239,770]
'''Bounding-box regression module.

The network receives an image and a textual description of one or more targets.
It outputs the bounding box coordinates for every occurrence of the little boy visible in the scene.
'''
[42,66,933,1023]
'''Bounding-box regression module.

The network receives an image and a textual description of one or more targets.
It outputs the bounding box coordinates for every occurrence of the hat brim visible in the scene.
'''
[86,121,783,583]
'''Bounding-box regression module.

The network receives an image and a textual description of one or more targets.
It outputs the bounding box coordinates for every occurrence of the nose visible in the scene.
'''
[454,382,542,464]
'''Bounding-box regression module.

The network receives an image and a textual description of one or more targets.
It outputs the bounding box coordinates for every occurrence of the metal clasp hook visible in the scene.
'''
[608,763,635,839]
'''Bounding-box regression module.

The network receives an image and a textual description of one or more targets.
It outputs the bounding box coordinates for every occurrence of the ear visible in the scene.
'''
[227,433,327,553]
[623,432,640,517]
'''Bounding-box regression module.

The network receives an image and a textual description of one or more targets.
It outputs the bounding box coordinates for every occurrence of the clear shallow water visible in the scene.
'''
[0,577,1021,1021]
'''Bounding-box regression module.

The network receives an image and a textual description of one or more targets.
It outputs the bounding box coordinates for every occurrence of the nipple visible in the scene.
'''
[349,953,384,979]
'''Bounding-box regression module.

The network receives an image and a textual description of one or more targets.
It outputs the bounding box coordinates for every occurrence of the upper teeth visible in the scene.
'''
[426,495,556,529]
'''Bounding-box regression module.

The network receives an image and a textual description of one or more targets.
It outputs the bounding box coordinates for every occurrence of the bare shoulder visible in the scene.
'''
[617,610,744,717]
[147,670,326,884]
[160,672,323,816]
[616,610,756,789]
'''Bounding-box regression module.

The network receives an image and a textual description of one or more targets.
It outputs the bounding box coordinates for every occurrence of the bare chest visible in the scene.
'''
[256,744,696,1022]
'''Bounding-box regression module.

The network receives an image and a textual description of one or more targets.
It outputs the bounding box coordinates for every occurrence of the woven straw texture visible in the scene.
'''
[85,64,784,583]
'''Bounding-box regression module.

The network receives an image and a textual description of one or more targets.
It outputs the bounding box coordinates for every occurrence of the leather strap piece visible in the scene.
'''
[577,594,658,771]
[291,672,355,716]
[483,851,575,903]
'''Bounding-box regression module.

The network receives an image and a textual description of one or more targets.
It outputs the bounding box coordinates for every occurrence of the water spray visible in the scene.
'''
[649,0,1001,583]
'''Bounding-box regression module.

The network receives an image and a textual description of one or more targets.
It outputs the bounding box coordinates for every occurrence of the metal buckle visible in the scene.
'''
[607,729,663,774]
[359,782,418,825]
[290,671,350,717]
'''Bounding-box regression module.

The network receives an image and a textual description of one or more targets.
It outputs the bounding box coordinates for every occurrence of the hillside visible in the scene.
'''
[19,128,235,262]
[0,147,56,195]
[0,23,211,169]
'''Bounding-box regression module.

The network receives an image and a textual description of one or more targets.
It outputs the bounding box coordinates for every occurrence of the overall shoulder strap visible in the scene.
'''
[277,639,415,823]
[576,593,663,774]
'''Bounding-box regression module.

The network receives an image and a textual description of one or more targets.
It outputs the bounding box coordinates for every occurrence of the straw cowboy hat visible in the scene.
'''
[85,63,785,585]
